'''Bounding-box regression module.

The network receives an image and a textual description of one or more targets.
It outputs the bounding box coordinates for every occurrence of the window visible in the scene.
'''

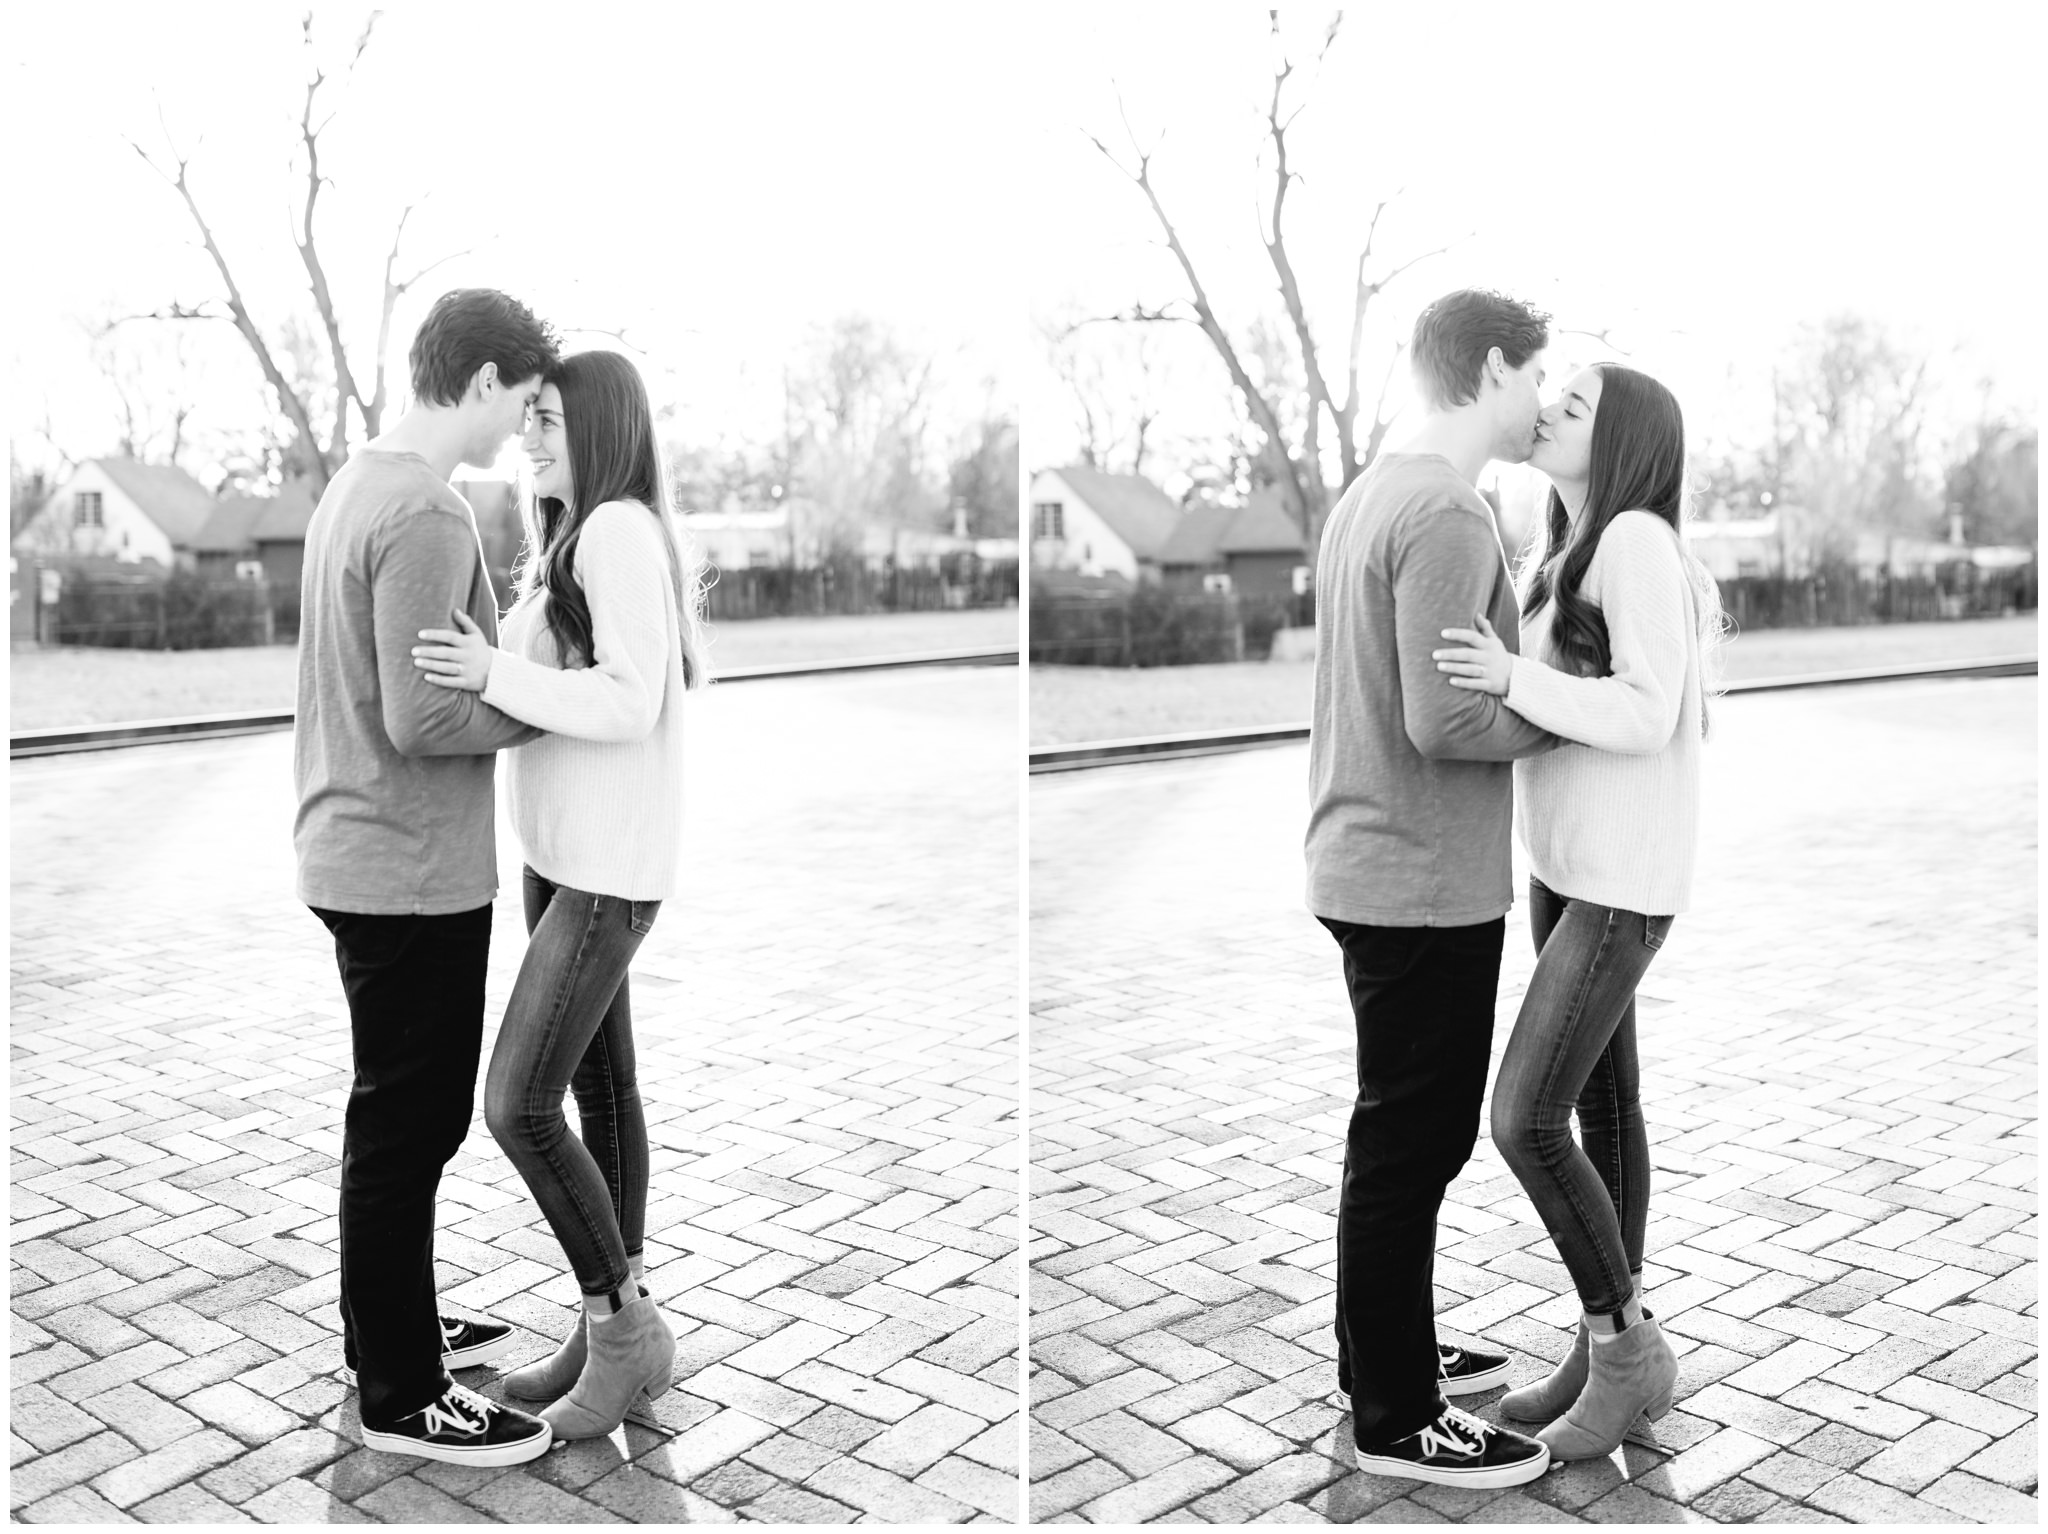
[1032,501,1064,540]
[75,491,103,529]
[1203,572,1234,594]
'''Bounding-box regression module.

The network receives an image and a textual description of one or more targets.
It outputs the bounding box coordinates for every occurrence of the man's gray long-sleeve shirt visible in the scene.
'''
[293,449,540,915]
[1306,452,1556,927]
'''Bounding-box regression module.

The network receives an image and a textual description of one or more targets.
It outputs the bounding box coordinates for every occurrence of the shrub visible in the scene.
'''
[53,569,273,649]
[1030,585,1242,666]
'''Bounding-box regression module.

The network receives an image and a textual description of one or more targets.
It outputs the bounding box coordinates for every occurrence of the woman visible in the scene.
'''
[1431,362,1723,1461]
[411,349,711,1439]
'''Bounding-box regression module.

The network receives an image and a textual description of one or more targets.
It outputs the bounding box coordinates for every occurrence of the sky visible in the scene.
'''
[7,2,1032,482]
[8,3,2039,507]
[1022,1,2043,498]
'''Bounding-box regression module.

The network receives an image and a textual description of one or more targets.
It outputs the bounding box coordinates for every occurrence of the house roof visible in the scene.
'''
[1050,466,1183,561]
[1217,488,1307,556]
[1156,504,1236,566]
[189,496,269,554]
[250,480,319,543]
[1158,488,1308,566]
[90,458,217,546]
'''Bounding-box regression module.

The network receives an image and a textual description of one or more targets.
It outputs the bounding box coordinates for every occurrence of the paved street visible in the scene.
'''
[11,665,1021,1524]
[1030,676,2036,1524]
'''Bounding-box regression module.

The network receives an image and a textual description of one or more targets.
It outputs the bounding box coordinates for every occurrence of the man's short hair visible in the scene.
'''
[409,289,560,407]
[1410,289,1552,410]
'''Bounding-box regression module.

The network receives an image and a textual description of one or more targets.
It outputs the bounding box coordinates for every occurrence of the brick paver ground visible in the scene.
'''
[11,665,1021,1524]
[1030,676,2036,1524]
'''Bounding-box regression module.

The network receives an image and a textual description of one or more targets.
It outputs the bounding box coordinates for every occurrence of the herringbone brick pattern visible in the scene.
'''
[11,667,1021,1523]
[1030,677,2036,1523]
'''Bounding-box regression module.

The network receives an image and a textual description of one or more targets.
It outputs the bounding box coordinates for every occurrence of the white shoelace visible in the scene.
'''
[1414,1405,1489,1459]
[418,1383,492,1438]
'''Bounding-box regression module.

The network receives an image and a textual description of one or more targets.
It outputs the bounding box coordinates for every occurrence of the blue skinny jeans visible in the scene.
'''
[1490,877,1671,1323]
[484,866,656,1300]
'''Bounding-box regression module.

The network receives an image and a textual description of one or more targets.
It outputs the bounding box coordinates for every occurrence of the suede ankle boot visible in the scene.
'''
[504,1314,586,1402]
[540,1294,676,1440]
[1537,1317,1678,1461]
[1501,1321,1587,1422]
[503,1282,650,1403]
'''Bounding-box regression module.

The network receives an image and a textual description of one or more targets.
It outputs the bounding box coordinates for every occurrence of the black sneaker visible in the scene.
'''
[440,1313,516,1370]
[360,1381,551,1466]
[1355,1403,1550,1488]
[340,1312,517,1385]
[1334,1340,1513,1401]
[1438,1341,1512,1396]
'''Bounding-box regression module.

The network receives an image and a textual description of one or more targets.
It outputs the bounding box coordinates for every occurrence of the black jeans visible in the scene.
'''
[483,867,655,1299]
[312,903,491,1430]
[1322,915,1504,1447]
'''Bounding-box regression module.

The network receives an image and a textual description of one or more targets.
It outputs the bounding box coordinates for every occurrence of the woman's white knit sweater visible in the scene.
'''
[480,500,685,901]
[1506,510,1701,916]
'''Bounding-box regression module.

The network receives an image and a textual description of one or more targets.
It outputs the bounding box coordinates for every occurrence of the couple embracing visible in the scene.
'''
[1308,289,1724,1487]
[293,288,710,1465]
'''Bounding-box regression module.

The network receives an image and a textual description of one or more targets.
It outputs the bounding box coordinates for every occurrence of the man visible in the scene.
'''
[295,288,559,1466]
[1305,288,1561,1488]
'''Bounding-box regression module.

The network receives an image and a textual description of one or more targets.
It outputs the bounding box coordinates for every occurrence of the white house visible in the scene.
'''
[680,504,792,570]
[1685,516,1787,579]
[1029,465,1183,583]
[13,459,217,569]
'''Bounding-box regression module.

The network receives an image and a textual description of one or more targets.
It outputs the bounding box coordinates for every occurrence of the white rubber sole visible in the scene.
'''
[340,1330,517,1387]
[359,1420,552,1467]
[1439,1358,1514,1396]
[443,1329,518,1371]
[1353,1439,1551,1488]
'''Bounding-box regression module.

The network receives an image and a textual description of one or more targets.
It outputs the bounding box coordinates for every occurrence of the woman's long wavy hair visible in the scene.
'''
[1520,363,1726,732]
[514,350,711,689]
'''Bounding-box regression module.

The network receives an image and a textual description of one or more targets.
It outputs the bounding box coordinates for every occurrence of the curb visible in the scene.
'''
[1028,654,2037,774]
[10,647,1019,759]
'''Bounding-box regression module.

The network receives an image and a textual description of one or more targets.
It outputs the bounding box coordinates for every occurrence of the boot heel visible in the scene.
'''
[1644,1387,1674,1420]
[622,1389,660,1430]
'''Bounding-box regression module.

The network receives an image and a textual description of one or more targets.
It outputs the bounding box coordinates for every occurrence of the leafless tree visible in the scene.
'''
[1774,314,1939,554]
[123,12,472,497]
[1081,11,1458,546]
[85,319,202,468]
[787,316,944,556]
[1044,320,1168,480]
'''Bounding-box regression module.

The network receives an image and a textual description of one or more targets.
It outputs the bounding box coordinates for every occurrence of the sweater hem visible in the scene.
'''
[518,851,674,905]
[1522,865,1690,919]
[1307,892,1512,929]
[297,880,498,917]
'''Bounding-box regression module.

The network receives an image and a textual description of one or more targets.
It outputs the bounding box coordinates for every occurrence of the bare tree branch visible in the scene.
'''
[1364,342,1406,466]
[128,124,325,486]
[1057,302,1197,339]
[1555,324,1629,357]
[104,302,229,326]
[296,55,363,461]
[366,199,479,434]
[1259,13,1332,528]
[1089,86,1308,536]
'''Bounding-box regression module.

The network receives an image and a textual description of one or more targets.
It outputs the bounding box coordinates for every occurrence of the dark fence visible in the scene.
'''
[706,553,1018,622]
[49,572,274,649]
[1718,563,2036,629]
[1033,563,2035,668]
